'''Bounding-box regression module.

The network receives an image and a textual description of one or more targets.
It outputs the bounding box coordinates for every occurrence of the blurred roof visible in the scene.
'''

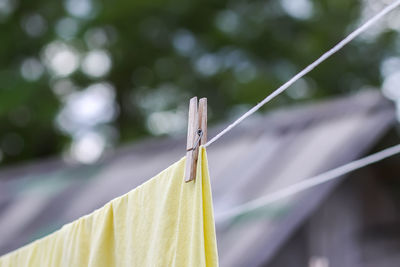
[0,90,395,266]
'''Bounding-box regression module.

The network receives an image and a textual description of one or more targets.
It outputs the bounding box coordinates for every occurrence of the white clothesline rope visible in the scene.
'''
[205,0,400,148]
[215,144,400,223]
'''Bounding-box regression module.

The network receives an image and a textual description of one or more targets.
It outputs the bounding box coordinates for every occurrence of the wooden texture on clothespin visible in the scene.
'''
[184,97,207,182]
[198,98,207,145]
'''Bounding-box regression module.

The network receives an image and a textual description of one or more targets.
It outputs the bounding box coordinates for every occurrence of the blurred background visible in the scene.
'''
[0,0,399,165]
[1,0,400,266]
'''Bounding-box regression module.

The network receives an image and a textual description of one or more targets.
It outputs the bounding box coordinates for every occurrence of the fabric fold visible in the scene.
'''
[0,147,218,267]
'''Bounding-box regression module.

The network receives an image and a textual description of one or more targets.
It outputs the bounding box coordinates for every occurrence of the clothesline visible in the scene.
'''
[204,0,400,148]
[215,143,400,223]
[206,1,400,222]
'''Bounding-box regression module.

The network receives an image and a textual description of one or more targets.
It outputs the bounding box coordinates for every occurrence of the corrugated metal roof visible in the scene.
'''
[0,90,395,266]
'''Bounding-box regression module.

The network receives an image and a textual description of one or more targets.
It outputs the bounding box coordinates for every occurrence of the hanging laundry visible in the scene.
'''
[0,147,218,267]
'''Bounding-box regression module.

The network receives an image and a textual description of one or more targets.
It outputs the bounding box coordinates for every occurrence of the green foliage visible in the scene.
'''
[0,0,397,165]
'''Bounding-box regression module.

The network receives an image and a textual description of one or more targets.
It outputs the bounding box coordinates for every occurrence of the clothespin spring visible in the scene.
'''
[187,129,203,152]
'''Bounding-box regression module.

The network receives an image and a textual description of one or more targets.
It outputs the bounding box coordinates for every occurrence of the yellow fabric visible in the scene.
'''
[0,147,218,267]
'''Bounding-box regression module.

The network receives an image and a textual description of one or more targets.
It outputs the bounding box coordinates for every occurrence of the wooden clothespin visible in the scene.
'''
[184,97,207,182]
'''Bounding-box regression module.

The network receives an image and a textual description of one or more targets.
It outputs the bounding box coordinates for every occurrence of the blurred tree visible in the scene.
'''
[0,0,398,165]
